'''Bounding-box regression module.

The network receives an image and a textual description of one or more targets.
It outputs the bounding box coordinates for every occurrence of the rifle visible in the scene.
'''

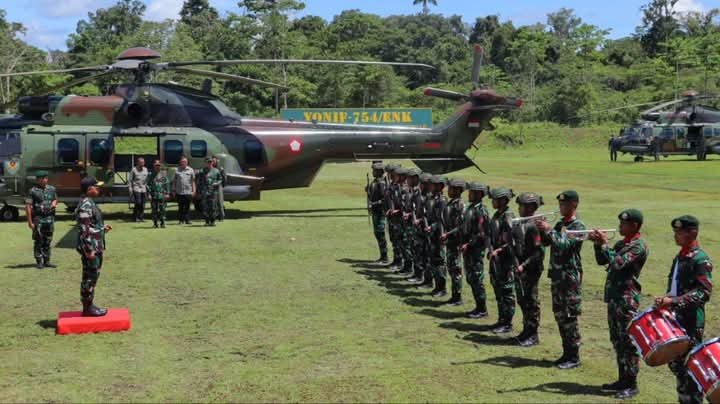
[508,217,525,298]
[366,173,372,226]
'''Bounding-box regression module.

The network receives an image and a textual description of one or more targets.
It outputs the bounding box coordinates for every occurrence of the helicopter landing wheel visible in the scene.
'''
[0,205,19,222]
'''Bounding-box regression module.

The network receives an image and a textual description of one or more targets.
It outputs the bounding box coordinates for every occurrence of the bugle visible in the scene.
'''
[511,211,558,225]
[564,229,617,240]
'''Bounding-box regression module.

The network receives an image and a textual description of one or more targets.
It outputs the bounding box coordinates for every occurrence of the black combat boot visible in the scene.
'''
[35,259,44,269]
[153,221,159,228]
[554,349,570,366]
[519,330,540,347]
[43,257,56,268]
[82,301,108,317]
[492,321,513,334]
[160,221,165,228]
[601,370,624,391]
[557,347,580,369]
[445,293,462,306]
[615,377,638,400]
[467,303,488,319]
[431,278,447,297]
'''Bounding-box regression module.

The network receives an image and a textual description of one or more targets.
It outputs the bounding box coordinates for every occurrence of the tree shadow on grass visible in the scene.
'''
[497,382,610,397]
[36,319,56,330]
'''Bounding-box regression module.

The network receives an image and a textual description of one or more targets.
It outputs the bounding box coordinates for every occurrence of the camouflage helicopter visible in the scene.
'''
[0,45,521,221]
[611,91,720,162]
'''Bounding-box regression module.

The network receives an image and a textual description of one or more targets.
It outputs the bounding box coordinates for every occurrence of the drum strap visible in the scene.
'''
[669,259,680,297]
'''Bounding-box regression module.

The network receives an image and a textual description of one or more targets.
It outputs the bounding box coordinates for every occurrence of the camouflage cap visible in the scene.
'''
[618,208,643,225]
[490,187,514,200]
[467,182,489,194]
[448,179,466,190]
[372,162,385,171]
[431,175,447,185]
[419,173,433,183]
[406,168,421,177]
[35,170,49,178]
[395,167,409,176]
[516,192,544,206]
[672,215,699,230]
[557,190,579,203]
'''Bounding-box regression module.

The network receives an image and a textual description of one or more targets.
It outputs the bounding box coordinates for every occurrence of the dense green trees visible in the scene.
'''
[1,0,719,125]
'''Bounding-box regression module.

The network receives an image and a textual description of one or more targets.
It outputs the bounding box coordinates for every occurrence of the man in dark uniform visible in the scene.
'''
[75,176,112,317]
[590,209,648,399]
[389,168,411,273]
[513,192,546,346]
[655,215,713,404]
[367,162,389,263]
[488,187,517,333]
[426,175,447,297]
[609,136,618,162]
[460,182,491,318]
[400,168,420,276]
[25,170,58,269]
[385,164,403,270]
[440,179,466,306]
[537,190,586,369]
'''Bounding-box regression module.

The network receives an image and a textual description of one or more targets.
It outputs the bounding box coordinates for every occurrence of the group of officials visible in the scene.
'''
[366,161,713,403]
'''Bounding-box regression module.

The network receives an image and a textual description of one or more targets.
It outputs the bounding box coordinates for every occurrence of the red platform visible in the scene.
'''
[57,308,131,335]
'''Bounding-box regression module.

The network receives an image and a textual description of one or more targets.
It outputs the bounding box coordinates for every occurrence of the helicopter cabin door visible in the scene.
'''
[51,133,86,198]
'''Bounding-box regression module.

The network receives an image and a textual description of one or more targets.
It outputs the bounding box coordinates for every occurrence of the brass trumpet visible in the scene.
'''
[564,229,617,241]
[511,211,558,225]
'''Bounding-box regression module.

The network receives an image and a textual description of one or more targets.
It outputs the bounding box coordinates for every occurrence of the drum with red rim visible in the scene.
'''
[687,337,720,404]
[627,307,692,366]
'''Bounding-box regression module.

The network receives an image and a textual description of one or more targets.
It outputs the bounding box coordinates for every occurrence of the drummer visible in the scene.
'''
[589,209,648,400]
[655,215,714,404]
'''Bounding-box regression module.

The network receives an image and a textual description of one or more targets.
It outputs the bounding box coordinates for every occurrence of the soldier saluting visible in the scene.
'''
[460,182,491,319]
[367,162,389,264]
[25,170,57,269]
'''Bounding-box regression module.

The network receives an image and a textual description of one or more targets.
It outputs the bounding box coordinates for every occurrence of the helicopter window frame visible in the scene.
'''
[714,128,720,137]
[163,140,184,165]
[190,140,207,158]
[57,138,80,165]
[0,131,21,157]
[89,138,113,166]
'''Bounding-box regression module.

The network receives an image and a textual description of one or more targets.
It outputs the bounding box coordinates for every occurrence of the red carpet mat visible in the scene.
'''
[57,308,131,335]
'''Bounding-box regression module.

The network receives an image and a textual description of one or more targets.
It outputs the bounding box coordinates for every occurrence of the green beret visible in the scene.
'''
[406,168,421,177]
[372,162,385,171]
[557,190,579,203]
[672,215,699,230]
[467,182,489,194]
[491,187,514,200]
[449,179,466,190]
[619,209,643,225]
[35,170,49,178]
[395,168,409,176]
[516,192,543,206]
[419,173,433,183]
[431,175,447,185]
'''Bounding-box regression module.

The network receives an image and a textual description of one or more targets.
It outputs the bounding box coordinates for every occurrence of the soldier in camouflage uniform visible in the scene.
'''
[212,156,227,221]
[367,162,389,263]
[537,190,586,369]
[75,176,112,317]
[459,182,491,318]
[512,192,546,346]
[198,157,223,226]
[25,170,58,269]
[399,168,420,275]
[488,187,517,333]
[385,164,404,270]
[390,168,411,273]
[440,179,466,306]
[147,160,171,228]
[410,173,433,286]
[655,215,713,404]
[426,175,447,297]
[590,208,648,400]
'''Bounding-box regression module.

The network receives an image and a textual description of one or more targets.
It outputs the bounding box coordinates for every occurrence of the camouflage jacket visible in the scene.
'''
[666,242,713,331]
[147,171,171,201]
[412,189,427,229]
[512,221,545,275]
[75,197,105,253]
[400,185,415,224]
[490,207,515,262]
[442,197,465,245]
[386,183,403,220]
[427,193,447,240]
[461,202,490,252]
[368,178,387,213]
[198,167,222,196]
[594,233,648,304]
[26,185,57,222]
[541,216,586,282]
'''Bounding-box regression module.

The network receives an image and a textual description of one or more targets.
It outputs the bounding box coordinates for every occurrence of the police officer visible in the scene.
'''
[199,157,222,226]
[655,215,713,404]
[537,190,586,369]
[488,187,517,333]
[460,182,491,318]
[426,175,447,297]
[367,162,389,263]
[384,163,403,269]
[75,176,112,317]
[25,170,57,268]
[589,209,648,399]
[513,192,546,346]
[147,160,171,228]
[440,179,466,306]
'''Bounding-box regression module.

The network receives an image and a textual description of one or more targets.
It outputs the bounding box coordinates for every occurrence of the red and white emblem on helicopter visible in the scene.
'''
[289,139,303,153]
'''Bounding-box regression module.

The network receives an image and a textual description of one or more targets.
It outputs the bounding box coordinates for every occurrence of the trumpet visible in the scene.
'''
[511,211,558,225]
[564,229,617,241]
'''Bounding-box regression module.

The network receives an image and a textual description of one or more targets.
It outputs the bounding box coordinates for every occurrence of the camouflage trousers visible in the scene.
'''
[400,221,415,272]
[151,199,167,225]
[446,243,462,295]
[388,218,403,264]
[669,327,704,404]
[413,228,428,278]
[371,211,388,259]
[32,219,54,262]
[80,253,103,304]
[516,268,542,333]
[490,257,516,323]
[463,248,486,310]
[607,300,639,380]
[551,278,582,350]
[429,237,446,285]
[202,193,218,224]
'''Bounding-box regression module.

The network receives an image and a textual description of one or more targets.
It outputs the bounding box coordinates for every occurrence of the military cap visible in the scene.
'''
[80,176,103,192]
[490,187,514,200]
[35,170,49,178]
[384,163,400,173]
[467,182,489,194]
[516,192,544,206]
[672,215,699,230]
[618,209,643,225]
[557,190,579,203]
[419,173,433,183]
[395,167,409,176]
[431,175,447,185]
[372,162,385,171]
[406,168,421,177]
[448,179,466,189]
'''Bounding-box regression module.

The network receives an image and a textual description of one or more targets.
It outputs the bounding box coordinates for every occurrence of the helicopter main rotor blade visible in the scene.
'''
[163,59,435,70]
[423,87,467,102]
[0,65,109,78]
[41,70,120,95]
[169,67,289,89]
[470,45,483,88]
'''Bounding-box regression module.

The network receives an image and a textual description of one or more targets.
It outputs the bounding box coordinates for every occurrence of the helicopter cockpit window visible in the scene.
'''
[58,138,79,164]
[163,140,183,165]
[244,140,265,165]
[89,138,112,166]
[190,140,207,158]
[0,132,21,157]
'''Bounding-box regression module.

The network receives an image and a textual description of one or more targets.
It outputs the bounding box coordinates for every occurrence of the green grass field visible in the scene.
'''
[1,145,718,402]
